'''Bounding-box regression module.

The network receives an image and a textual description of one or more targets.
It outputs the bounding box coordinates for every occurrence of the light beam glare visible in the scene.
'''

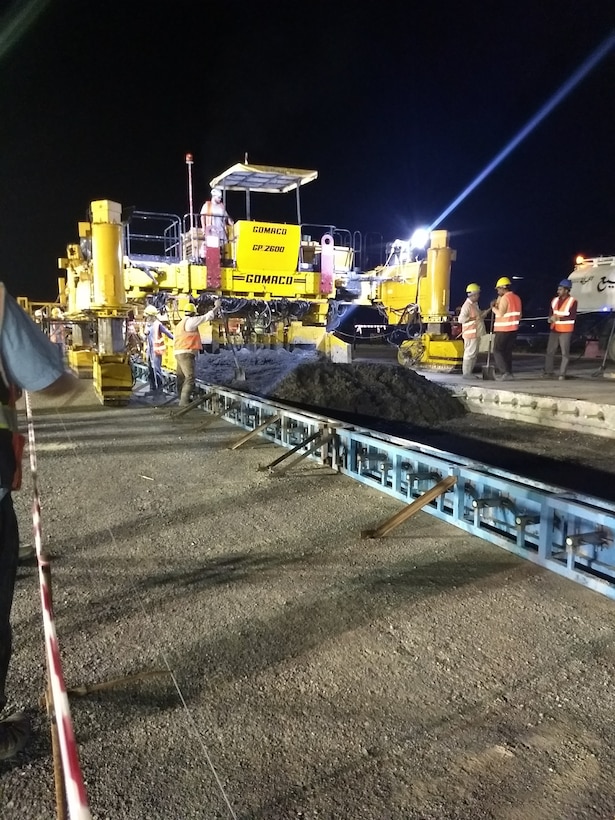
[430,32,615,230]
[0,0,52,64]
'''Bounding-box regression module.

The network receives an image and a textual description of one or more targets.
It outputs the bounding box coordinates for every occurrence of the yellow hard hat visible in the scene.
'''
[51,307,62,318]
[144,305,158,316]
[496,277,511,287]
[466,283,480,293]
[184,304,196,314]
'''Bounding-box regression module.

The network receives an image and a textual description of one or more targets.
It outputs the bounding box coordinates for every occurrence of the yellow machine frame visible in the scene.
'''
[48,163,464,404]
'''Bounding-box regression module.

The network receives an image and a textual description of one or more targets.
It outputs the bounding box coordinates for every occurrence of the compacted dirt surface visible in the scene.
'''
[2,355,615,819]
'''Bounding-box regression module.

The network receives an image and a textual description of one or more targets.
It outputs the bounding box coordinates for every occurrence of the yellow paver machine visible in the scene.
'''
[51,162,463,404]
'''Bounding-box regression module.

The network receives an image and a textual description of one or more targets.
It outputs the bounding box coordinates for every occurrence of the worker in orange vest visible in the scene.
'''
[490,276,522,381]
[458,283,491,379]
[543,278,577,380]
[173,301,220,406]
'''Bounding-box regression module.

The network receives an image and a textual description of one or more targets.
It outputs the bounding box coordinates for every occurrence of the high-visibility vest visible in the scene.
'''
[493,292,521,332]
[173,318,202,353]
[550,295,576,333]
[0,283,25,490]
[152,321,167,355]
[461,299,481,340]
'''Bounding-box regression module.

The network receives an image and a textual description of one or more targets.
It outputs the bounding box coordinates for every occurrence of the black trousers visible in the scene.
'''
[493,332,517,375]
[0,491,19,711]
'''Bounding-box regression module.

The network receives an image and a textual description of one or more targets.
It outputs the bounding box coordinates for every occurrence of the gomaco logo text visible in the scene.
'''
[246,274,294,285]
[252,226,287,235]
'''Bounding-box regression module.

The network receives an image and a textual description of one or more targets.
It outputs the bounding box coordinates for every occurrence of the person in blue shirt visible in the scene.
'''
[0,283,80,762]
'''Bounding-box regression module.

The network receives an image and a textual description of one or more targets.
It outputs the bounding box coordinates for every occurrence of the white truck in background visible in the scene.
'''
[569,255,615,360]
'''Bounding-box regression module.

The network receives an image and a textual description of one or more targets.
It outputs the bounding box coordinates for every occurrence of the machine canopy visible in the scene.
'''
[209,163,318,194]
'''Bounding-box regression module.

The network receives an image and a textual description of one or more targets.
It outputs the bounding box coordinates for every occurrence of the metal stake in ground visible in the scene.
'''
[361,475,457,538]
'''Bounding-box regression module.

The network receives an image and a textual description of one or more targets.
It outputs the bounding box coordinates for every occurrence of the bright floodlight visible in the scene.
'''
[409,228,429,249]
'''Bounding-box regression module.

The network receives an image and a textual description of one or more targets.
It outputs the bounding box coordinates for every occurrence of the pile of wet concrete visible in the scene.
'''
[193,349,465,428]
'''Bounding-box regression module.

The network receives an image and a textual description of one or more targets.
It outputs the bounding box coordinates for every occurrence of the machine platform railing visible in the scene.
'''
[123,211,183,263]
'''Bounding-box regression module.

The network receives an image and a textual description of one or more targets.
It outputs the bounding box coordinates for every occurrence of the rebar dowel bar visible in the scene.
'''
[269,432,334,476]
[169,392,210,419]
[258,427,326,472]
[67,669,172,697]
[193,400,241,431]
[229,414,281,450]
[361,475,457,538]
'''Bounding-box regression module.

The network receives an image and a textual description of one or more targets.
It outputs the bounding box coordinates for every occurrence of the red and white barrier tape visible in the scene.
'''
[24,391,92,820]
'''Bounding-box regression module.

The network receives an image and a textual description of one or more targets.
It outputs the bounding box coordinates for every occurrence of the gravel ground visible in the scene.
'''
[0,368,614,819]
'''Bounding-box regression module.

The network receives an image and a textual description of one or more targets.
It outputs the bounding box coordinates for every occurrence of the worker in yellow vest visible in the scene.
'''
[543,279,577,380]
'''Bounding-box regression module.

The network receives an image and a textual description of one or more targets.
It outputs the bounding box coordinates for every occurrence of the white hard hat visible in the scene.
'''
[144,305,158,316]
[211,187,222,197]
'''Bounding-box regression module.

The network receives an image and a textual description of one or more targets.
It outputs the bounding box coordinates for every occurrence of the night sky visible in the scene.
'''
[1,0,614,317]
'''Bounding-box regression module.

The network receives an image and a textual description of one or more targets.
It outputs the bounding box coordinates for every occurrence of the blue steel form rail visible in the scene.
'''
[136,364,615,601]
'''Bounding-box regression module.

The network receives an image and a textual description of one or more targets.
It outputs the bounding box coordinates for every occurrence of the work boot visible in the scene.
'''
[499,373,514,381]
[0,712,30,761]
[541,372,554,379]
[558,375,567,381]
[18,543,35,564]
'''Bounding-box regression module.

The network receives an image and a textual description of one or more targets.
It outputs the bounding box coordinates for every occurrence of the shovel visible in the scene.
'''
[222,314,246,382]
[591,314,615,377]
[482,315,496,380]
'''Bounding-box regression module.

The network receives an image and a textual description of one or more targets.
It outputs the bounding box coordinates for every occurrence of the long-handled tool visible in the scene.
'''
[482,313,496,380]
[222,313,246,382]
[591,315,615,378]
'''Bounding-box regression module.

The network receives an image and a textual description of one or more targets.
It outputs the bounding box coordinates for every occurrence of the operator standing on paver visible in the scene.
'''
[200,187,234,242]
[173,301,220,406]
[543,278,577,380]
[459,283,491,379]
[491,276,522,381]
